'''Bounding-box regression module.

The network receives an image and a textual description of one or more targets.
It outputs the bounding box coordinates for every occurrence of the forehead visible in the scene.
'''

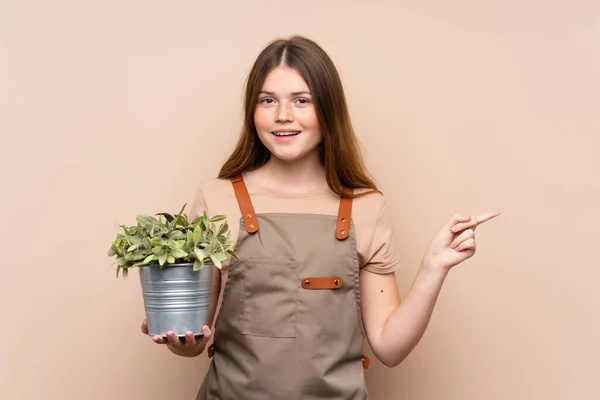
[261,66,310,93]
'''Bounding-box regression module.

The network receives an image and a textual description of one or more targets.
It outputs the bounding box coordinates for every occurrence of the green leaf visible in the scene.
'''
[127,243,141,252]
[110,204,239,277]
[158,252,168,266]
[122,268,129,280]
[170,230,184,240]
[227,249,239,260]
[178,203,187,215]
[167,240,180,250]
[209,214,227,222]
[175,214,187,227]
[156,212,174,223]
[132,260,147,267]
[193,225,201,246]
[124,250,147,261]
[213,253,228,262]
[170,248,187,258]
[194,247,205,261]
[218,222,229,235]
[137,215,159,226]
[209,254,222,269]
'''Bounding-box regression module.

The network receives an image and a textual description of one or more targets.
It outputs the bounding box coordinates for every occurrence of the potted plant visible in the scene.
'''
[107,204,237,339]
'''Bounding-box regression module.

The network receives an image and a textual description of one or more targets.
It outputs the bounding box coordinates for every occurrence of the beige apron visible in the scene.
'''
[197,175,370,399]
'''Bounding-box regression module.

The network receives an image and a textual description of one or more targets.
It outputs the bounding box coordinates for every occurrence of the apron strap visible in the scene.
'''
[336,187,353,240]
[230,174,353,238]
[230,174,259,233]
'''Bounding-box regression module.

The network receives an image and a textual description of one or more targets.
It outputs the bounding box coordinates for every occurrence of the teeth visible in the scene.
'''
[273,131,300,136]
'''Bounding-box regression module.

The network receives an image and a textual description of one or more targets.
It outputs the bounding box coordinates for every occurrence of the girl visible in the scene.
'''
[141,35,499,399]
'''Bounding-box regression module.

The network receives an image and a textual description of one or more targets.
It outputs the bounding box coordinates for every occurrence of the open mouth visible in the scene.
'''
[272,131,301,137]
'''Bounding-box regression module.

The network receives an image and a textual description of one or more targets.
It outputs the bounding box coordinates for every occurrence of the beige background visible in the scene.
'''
[1,1,599,399]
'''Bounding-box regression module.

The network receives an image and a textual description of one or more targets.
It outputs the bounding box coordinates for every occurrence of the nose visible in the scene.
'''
[276,101,294,123]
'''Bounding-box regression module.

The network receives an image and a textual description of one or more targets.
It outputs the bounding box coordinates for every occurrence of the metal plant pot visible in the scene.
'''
[138,262,213,338]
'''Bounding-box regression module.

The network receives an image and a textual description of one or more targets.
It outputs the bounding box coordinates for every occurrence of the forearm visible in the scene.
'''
[376,262,448,367]
[364,211,499,367]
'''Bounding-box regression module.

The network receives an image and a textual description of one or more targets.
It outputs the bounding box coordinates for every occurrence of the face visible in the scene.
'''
[254,66,322,163]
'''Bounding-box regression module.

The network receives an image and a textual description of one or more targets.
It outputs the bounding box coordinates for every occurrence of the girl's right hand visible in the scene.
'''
[141,318,212,357]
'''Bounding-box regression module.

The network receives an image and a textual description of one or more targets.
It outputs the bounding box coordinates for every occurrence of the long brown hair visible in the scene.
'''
[218,35,380,198]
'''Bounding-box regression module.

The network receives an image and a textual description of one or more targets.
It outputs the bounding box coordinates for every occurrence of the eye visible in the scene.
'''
[295,98,311,106]
[259,97,275,105]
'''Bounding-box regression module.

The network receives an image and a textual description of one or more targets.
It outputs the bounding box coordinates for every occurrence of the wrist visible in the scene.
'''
[420,256,450,278]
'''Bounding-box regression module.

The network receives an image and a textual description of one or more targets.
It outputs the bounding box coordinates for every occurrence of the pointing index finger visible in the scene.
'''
[474,211,501,226]
[452,211,500,232]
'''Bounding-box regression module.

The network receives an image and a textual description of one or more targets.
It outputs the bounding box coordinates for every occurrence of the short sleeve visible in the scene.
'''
[361,198,400,274]
[188,186,208,221]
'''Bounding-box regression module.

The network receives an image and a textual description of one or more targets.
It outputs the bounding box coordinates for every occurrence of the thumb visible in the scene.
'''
[141,318,149,334]
[201,325,212,342]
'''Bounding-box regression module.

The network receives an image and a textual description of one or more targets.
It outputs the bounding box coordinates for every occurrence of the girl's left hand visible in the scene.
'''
[424,211,501,272]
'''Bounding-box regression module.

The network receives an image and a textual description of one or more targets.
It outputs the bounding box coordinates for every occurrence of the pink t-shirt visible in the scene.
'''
[189,172,400,275]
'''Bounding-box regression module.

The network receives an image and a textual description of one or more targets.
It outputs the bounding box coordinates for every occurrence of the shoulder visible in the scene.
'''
[188,177,239,219]
[351,189,393,241]
[351,189,400,274]
[195,177,236,196]
[352,188,388,220]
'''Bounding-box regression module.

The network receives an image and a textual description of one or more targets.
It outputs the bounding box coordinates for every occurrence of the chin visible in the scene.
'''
[269,146,322,162]
[270,152,305,162]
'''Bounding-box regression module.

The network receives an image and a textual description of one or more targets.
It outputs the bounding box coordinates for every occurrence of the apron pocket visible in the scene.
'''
[242,258,299,338]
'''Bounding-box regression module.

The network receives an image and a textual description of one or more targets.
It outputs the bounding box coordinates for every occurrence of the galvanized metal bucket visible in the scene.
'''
[138,262,213,338]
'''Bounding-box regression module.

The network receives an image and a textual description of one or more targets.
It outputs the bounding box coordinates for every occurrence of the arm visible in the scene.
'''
[360,261,447,367]
[361,212,500,367]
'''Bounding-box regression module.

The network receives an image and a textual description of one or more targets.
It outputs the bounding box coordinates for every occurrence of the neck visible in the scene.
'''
[253,153,328,194]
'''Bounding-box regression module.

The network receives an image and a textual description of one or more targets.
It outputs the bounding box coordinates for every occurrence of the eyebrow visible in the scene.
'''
[259,90,312,96]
